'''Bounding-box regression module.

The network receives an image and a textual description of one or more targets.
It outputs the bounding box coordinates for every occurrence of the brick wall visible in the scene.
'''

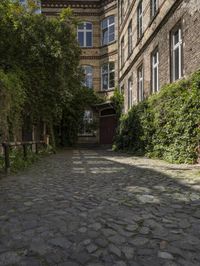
[119,0,200,113]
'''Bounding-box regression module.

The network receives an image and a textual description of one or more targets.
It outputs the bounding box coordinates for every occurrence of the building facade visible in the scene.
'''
[42,0,200,143]
[119,0,200,112]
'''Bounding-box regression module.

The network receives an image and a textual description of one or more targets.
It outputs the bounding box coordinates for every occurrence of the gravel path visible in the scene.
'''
[0,148,200,266]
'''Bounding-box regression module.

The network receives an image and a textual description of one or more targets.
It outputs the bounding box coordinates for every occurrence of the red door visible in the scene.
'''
[100,115,117,145]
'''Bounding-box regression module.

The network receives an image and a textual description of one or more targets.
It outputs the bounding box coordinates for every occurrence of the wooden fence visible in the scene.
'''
[1,141,46,174]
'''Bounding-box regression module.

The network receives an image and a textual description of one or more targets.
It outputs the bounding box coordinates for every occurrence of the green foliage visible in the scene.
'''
[114,71,200,164]
[60,87,103,146]
[110,88,124,120]
[10,148,38,173]
[0,145,53,173]
[0,69,25,141]
[0,0,84,146]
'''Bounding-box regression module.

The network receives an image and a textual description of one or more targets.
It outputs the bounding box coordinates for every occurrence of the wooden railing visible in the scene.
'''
[1,141,46,174]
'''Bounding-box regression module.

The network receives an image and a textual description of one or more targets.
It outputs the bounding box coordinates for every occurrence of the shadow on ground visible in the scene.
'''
[0,148,199,266]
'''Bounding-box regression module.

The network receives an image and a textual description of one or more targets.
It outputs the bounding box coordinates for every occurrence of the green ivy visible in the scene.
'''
[110,88,124,120]
[114,71,200,164]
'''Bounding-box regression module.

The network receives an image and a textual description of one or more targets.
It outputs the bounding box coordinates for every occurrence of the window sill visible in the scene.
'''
[171,75,185,83]
[136,34,144,45]
[101,40,117,48]
[99,88,115,93]
[127,50,133,60]
[80,46,94,49]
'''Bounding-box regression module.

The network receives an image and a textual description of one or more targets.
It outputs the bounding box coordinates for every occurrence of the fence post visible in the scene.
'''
[23,144,27,159]
[3,143,10,174]
[35,143,38,154]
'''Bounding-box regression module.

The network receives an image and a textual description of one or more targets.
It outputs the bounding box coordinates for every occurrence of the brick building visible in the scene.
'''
[119,0,200,112]
[41,0,200,144]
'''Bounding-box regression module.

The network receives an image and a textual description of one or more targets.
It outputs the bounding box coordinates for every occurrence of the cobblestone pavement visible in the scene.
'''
[0,149,200,266]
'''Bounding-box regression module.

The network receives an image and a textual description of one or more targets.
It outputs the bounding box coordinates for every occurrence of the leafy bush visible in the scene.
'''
[110,88,124,120]
[0,145,53,173]
[114,71,200,164]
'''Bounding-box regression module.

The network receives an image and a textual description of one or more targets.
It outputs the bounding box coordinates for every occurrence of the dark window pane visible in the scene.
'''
[109,62,115,71]
[102,29,108,45]
[109,72,115,88]
[102,19,107,29]
[86,23,92,30]
[78,23,84,30]
[102,64,108,74]
[174,48,179,80]
[174,30,179,45]
[154,68,157,91]
[153,53,157,64]
[86,32,92,47]
[109,16,114,24]
[109,33,115,43]
[103,74,108,90]
[78,32,84,46]
[109,25,115,34]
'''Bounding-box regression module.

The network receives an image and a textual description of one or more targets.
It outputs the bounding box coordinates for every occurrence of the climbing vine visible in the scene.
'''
[114,71,200,164]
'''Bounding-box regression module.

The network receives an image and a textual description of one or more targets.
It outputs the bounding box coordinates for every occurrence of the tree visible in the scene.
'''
[0,1,102,147]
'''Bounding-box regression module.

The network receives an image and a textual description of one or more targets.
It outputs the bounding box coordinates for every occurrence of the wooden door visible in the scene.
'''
[100,115,117,145]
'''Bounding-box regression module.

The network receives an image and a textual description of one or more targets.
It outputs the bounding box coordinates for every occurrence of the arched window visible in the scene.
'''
[77,22,93,47]
[82,65,93,89]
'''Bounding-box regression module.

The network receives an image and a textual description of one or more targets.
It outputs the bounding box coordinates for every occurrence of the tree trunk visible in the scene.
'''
[49,122,56,153]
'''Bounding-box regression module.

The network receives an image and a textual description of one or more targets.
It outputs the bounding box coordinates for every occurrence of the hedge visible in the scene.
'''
[114,71,200,164]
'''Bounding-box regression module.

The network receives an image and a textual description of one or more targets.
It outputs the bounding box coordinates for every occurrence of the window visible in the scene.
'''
[82,65,93,89]
[137,1,143,39]
[151,0,158,18]
[171,26,183,81]
[151,49,159,92]
[121,37,125,67]
[101,62,115,90]
[137,65,144,102]
[101,16,115,45]
[79,110,94,136]
[128,20,133,55]
[121,0,125,23]
[77,22,93,47]
[128,76,133,109]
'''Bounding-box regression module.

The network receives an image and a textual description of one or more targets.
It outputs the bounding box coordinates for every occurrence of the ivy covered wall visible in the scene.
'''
[114,71,200,164]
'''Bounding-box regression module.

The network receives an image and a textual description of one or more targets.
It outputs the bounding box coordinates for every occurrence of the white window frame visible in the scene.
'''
[82,65,93,89]
[152,49,159,93]
[101,62,115,90]
[172,27,182,81]
[77,22,93,48]
[128,20,133,55]
[101,16,115,46]
[121,37,125,67]
[151,0,158,18]
[121,0,125,23]
[128,76,133,109]
[137,1,143,39]
[137,65,144,102]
